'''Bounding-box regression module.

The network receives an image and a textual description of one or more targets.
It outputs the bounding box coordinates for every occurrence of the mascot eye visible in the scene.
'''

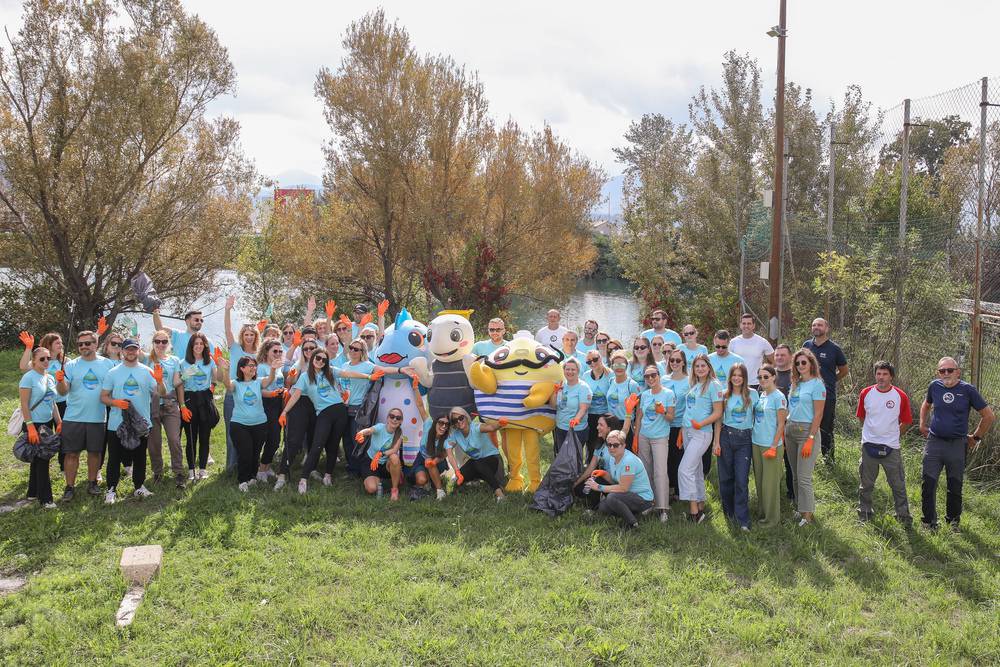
[408,331,424,347]
[450,329,462,342]
[494,347,509,362]
[535,348,549,362]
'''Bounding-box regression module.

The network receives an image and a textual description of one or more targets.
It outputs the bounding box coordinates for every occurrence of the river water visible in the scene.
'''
[125,274,643,350]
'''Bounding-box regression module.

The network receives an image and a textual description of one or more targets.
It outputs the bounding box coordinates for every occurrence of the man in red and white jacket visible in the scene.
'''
[856,360,913,525]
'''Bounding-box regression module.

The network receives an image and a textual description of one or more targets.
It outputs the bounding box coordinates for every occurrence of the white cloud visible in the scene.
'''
[2,0,997,181]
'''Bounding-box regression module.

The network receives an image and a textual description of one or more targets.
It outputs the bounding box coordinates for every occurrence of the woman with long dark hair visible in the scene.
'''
[256,340,286,482]
[410,374,458,500]
[219,355,280,491]
[179,333,220,481]
[714,363,757,531]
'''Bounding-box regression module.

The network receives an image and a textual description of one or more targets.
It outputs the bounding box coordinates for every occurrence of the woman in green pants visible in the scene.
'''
[752,365,788,527]
[786,349,826,526]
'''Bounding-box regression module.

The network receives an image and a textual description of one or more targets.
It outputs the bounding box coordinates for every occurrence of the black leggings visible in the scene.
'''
[668,427,683,496]
[458,454,503,491]
[23,420,54,504]
[261,396,283,465]
[302,403,348,479]
[106,431,147,492]
[183,389,215,470]
[280,396,315,476]
[231,422,266,484]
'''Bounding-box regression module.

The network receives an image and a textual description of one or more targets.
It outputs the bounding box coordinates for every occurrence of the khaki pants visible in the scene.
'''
[785,421,820,513]
[752,443,784,527]
[637,433,670,510]
[858,445,910,520]
[150,398,184,478]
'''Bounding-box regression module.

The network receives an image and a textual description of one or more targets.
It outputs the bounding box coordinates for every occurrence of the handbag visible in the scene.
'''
[7,393,52,437]
[863,442,893,459]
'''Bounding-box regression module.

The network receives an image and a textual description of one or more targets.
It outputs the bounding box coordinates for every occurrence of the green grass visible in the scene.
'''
[0,349,998,665]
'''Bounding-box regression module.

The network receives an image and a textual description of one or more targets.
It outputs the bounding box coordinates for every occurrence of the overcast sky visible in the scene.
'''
[1,0,996,185]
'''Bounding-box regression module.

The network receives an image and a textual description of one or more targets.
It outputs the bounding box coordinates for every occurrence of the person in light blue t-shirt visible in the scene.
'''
[679,354,725,523]
[713,363,758,531]
[641,309,683,348]
[785,348,827,526]
[550,358,592,455]
[707,330,745,385]
[751,365,788,528]
[583,429,654,528]
[224,295,261,474]
[472,318,507,358]
[581,350,612,459]
[219,355,280,490]
[18,348,63,507]
[679,324,709,367]
[634,364,676,521]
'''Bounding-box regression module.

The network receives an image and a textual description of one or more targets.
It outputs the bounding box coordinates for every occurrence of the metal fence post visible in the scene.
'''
[970,77,987,387]
[825,127,836,321]
[892,100,910,370]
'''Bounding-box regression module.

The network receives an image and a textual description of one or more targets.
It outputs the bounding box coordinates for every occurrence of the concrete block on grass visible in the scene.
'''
[119,545,162,585]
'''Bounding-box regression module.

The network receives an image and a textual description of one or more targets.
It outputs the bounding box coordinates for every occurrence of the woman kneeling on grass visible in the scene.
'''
[218,355,280,492]
[409,374,458,500]
[573,414,623,510]
[355,408,406,500]
[582,429,654,529]
[447,407,506,503]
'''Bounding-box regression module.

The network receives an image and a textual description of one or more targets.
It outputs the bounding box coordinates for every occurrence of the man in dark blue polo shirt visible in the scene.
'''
[918,357,994,531]
[803,318,848,463]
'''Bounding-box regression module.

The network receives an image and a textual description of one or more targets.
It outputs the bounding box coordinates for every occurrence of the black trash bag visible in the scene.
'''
[116,404,151,451]
[530,429,583,517]
[130,272,162,313]
[350,376,384,458]
[12,425,60,462]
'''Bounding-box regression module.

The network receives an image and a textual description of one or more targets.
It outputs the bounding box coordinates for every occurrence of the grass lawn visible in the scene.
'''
[0,349,997,665]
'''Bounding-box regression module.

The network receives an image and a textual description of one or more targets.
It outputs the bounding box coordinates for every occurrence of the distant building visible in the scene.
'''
[273,187,316,205]
[591,214,624,236]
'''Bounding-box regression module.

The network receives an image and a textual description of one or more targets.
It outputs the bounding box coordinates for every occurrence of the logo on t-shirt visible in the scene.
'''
[886,400,896,409]
[624,465,631,473]
[942,392,955,404]
[82,369,99,390]
[242,388,256,406]
[123,374,139,397]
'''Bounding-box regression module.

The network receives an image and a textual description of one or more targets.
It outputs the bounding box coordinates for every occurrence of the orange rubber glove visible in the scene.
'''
[411,376,420,390]
[338,314,351,329]
[631,431,639,454]
[285,368,298,385]
[592,469,610,479]
[569,417,580,428]
[55,369,65,383]
[325,300,336,319]
[180,407,192,422]
[424,457,438,467]
[55,422,62,434]
[257,319,268,333]
[111,399,129,410]
[370,368,385,381]
[801,436,814,459]
[96,316,108,337]
[624,393,639,415]
[455,469,465,486]
[377,299,389,318]
[497,417,508,427]
[370,451,382,471]
[150,363,164,384]
[359,313,373,328]
[654,401,666,414]
[553,382,563,394]
[278,413,288,427]
[18,331,34,350]
[690,419,703,430]
[676,430,684,449]
[763,446,778,459]
[27,423,39,444]
[355,431,365,443]
[340,390,350,403]
[291,331,302,348]
[212,347,224,365]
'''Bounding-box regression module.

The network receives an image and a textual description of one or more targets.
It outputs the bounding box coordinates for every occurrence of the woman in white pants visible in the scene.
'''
[679,354,724,523]
[633,364,675,523]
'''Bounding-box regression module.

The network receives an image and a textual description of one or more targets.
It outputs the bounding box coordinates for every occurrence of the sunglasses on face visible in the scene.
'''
[634,345,648,351]
[683,331,696,336]
[348,346,363,353]
[38,356,51,363]
[643,373,659,379]
[596,338,609,344]
[313,356,328,364]
[270,348,283,354]
[109,341,122,347]
[77,340,95,347]
[607,441,623,449]
[488,327,503,332]
[937,368,957,374]
[795,360,810,366]
[335,326,349,333]
[436,420,449,427]
[153,339,169,345]
[388,414,403,421]
[651,342,663,347]
[586,358,600,365]
[758,374,772,381]
[715,345,728,350]
[670,358,683,364]
[450,415,467,425]
[651,317,664,321]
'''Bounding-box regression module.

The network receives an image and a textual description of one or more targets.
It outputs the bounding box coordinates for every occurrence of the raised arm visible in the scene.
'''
[224,295,237,347]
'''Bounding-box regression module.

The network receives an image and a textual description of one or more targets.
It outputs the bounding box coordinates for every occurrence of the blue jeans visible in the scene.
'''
[718,425,752,528]
[223,392,238,472]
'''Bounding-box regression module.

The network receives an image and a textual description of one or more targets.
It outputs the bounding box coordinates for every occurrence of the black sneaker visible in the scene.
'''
[175,476,186,489]
[946,518,961,533]
[60,486,75,503]
[923,520,939,532]
[857,511,873,523]
[87,481,101,496]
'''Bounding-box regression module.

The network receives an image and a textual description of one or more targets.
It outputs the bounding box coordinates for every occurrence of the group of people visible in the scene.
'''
[14,302,994,533]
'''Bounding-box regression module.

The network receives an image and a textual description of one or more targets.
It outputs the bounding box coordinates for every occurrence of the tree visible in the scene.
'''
[0,0,254,335]
[881,115,973,181]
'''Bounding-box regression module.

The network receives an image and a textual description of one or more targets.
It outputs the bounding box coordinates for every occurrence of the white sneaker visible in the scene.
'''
[659,511,670,523]
[322,474,332,487]
[134,486,153,499]
[104,489,116,505]
[43,502,57,509]
[273,475,286,491]
[238,482,249,492]
[310,470,322,481]
[256,471,268,483]
[206,454,215,466]
[247,478,257,486]
[198,469,208,480]
[298,479,307,495]
[266,469,277,480]
[436,489,446,501]
[188,470,195,481]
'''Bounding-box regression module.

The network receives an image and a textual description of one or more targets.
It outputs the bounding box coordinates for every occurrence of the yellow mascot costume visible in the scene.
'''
[467,330,563,492]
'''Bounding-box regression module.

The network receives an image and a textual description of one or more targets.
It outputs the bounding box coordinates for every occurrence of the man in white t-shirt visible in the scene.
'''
[728,313,773,389]
[535,309,569,350]
[856,360,913,525]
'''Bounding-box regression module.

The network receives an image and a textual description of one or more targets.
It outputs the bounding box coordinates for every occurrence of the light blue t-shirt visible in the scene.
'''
[576,340,597,355]
[169,329,194,361]
[366,422,400,460]
[606,450,654,502]
[339,360,374,406]
[708,352,746,384]
[231,379,266,426]
[102,363,157,431]
[154,355,182,392]
[19,369,57,424]
[47,359,67,404]
[684,380,725,431]
[62,355,117,422]
[723,390,759,430]
[606,377,640,421]
[228,343,257,382]
[179,359,216,392]
[642,328,682,347]
[629,361,666,386]
[471,339,503,358]
[752,390,788,447]
[447,421,498,459]
[592,444,613,469]
[555,382,592,431]
[293,369,344,414]
[789,377,827,424]
[664,376,690,428]
[680,344,709,366]
[582,369,612,414]
[638,387,675,439]
[263,368,285,393]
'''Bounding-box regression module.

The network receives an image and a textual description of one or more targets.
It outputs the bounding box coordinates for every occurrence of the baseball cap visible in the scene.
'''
[122,338,140,350]
[353,303,370,314]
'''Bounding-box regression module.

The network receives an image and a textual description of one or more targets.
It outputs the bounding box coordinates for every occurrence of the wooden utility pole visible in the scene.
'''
[767,0,787,344]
